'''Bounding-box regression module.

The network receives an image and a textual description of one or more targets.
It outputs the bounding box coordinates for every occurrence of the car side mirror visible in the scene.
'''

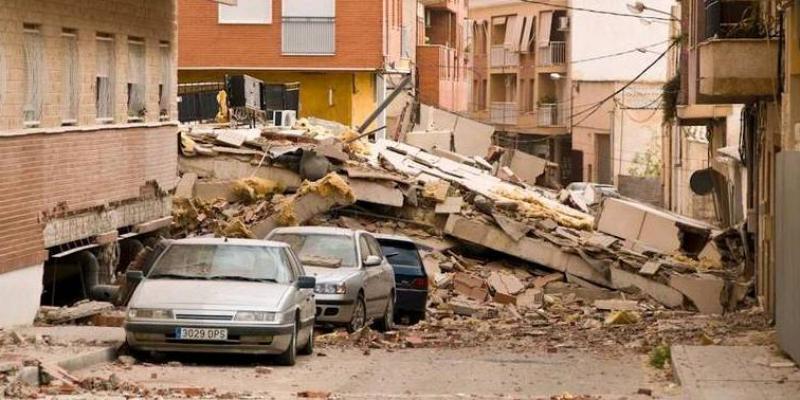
[364,255,382,267]
[126,270,144,283]
[297,276,316,289]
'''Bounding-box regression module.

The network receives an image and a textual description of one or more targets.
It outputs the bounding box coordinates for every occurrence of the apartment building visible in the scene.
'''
[0,1,178,326]
[569,0,670,191]
[669,0,800,362]
[417,0,471,113]
[469,0,573,181]
[178,0,417,131]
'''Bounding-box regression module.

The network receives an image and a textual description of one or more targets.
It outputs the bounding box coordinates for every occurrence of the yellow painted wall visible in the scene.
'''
[179,70,378,127]
[351,72,377,129]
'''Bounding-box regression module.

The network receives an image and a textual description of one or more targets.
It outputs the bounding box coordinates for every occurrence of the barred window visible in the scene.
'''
[127,38,146,120]
[96,33,115,122]
[62,29,79,125]
[23,24,44,127]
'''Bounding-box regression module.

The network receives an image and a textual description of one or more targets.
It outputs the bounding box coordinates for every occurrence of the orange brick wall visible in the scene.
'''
[179,0,385,70]
[0,0,178,275]
[0,126,177,274]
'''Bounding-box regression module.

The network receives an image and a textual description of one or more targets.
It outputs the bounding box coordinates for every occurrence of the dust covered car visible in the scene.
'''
[267,227,396,332]
[124,238,315,366]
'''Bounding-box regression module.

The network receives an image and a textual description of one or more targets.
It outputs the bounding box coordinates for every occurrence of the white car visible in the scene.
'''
[124,238,315,366]
[267,227,396,332]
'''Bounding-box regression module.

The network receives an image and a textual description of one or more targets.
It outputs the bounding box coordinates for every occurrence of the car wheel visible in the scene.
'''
[375,292,395,332]
[276,321,297,366]
[347,295,367,333]
[299,324,314,356]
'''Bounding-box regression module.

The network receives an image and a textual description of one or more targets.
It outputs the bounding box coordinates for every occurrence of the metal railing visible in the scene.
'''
[490,45,519,67]
[282,17,335,55]
[536,103,567,127]
[490,101,518,125]
[538,41,566,66]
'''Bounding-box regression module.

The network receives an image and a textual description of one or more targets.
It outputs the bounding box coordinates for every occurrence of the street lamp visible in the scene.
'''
[627,1,678,20]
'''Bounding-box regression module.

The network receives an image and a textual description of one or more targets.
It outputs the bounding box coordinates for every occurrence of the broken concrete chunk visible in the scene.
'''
[434,273,454,289]
[516,288,544,309]
[422,180,450,203]
[639,261,662,276]
[174,173,198,198]
[610,267,684,308]
[594,299,639,311]
[349,179,404,207]
[492,212,530,242]
[435,197,464,214]
[487,272,525,296]
[533,273,565,289]
[669,273,726,315]
[450,297,485,317]
[453,273,488,302]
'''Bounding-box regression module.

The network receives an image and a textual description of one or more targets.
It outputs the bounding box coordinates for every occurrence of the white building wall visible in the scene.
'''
[570,0,672,82]
[0,264,43,328]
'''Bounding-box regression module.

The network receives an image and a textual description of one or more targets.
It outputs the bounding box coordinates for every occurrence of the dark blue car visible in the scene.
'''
[375,234,428,325]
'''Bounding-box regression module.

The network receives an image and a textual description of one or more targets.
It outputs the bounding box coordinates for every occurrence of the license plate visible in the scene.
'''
[176,327,228,341]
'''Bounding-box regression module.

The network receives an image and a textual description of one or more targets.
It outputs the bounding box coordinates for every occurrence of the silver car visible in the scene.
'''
[267,227,396,332]
[124,238,316,366]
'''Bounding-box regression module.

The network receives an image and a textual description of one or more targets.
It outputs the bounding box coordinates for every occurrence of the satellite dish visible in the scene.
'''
[690,168,716,196]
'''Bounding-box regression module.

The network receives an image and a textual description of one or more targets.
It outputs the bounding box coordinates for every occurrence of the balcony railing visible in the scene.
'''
[538,41,566,66]
[282,17,335,55]
[490,45,519,68]
[490,101,518,125]
[536,103,567,127]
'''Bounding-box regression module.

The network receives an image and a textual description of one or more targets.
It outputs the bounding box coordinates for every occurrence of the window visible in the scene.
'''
[218,0,272,24]
[96,33,115,122]
[282,0,335,55]
[159,41,172,120]
[23,24,44,127]
[62,29,79,125]
[127,38,146,121]
[271,233,357,268]
[148,244,294,284]
[358,236,371,262]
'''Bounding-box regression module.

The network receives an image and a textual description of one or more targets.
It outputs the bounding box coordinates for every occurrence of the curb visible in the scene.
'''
[56,344,120,373]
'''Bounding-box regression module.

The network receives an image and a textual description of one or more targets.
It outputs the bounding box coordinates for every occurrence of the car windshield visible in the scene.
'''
[271,233,356,268]
[378,240,422,270]
[148,244,293,283]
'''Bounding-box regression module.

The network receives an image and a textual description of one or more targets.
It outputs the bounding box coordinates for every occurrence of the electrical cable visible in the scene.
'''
[518,0,676,21]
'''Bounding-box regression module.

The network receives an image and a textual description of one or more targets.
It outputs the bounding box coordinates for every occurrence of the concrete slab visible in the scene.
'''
[671,345,800,400]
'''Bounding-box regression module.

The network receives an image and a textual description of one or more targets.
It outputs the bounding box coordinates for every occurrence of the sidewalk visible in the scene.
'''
[1,326,123,391]
[671,345,800,400]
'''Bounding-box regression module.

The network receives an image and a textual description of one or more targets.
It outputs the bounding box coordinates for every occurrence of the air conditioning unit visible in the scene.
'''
[557,16,570,31]
[272,110,297,128]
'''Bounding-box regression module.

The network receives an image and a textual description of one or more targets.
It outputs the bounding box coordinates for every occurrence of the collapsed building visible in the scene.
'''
[163,116,750,320]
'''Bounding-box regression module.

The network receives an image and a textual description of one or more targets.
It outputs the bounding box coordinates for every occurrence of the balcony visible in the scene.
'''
[490,102,518,125]
[536,104,567,127]
[538,41,566,67]
[697,38,777,103]
[490,45,519,68]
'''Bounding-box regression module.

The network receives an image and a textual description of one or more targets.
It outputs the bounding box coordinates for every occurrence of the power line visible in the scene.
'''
[570,40,670,64]
[518,0,676,22]
[570,40,678,128]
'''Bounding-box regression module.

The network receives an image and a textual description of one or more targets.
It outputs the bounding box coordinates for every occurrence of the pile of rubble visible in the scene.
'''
[173,117,752,319]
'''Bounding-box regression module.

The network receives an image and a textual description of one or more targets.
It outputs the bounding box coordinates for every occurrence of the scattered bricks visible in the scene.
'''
[449,297,485,316]
[422,180,450,202]
[516,288,544,310]
[533,273,564,289]
[453,273,489,302]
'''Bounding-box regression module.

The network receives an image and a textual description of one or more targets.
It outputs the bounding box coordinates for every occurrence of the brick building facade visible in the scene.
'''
[178,0,415,130]
[0,0,178,326]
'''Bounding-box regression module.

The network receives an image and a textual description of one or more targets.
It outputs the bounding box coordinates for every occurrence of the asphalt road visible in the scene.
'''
[75,346,681,399]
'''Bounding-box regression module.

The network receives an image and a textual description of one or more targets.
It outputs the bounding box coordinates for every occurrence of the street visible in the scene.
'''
[76,343,675,399]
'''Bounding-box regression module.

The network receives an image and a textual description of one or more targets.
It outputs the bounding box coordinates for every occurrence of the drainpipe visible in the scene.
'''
[76,251,119,302]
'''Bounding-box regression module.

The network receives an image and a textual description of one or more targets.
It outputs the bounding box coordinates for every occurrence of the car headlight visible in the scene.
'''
[234,311,276,322]
[315,282,347,294]
[127,308,174,320]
